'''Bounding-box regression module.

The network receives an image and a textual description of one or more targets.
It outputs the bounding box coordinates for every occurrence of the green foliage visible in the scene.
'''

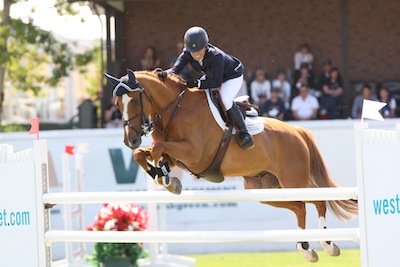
[53,0,82,17]
[4,17,73,93]
[87,243,145,267]
[0,0,98,95]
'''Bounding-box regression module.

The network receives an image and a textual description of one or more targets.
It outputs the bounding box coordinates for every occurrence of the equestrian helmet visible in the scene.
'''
[184,26,209,52]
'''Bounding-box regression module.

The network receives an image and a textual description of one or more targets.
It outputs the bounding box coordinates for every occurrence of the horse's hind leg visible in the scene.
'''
[244,175,318,262]
[313,201,341,256]
[262,201,319,263]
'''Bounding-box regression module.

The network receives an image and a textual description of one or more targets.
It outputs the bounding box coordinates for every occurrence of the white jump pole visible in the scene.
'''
[45,228,359,244]
[42,187,358,205]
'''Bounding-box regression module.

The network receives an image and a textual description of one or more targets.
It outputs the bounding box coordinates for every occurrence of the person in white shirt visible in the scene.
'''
[272,69,291,109]
[294,43,314,70]
[250,69,271,106]
[291,84,319,120]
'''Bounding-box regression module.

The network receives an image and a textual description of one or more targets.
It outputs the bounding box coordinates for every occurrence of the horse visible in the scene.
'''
[105,69,358,262]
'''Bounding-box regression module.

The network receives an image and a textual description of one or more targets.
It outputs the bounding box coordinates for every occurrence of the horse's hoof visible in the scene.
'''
[320,241,341,256]
[165,177,182,195]
[297,243,319,262]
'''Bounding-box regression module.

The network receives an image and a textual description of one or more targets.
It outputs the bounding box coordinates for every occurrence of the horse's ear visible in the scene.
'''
[104,73,120,86]
[127,69,136,83]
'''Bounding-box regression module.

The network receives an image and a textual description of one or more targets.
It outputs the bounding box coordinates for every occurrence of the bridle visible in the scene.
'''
[122,87,152,136]
[122,85,186,137]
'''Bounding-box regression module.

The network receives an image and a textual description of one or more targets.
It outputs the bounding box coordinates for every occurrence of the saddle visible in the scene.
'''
[194,90,258,183]
[209,90,258,121]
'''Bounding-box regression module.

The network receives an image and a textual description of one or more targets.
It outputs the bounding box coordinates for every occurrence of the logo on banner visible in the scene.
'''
[108,148,140,184]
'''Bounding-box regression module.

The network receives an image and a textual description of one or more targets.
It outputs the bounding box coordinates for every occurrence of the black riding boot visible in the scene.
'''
[227,104,254,149]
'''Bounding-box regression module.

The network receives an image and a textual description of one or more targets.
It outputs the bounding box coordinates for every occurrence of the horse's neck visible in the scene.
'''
[138,75,181,114]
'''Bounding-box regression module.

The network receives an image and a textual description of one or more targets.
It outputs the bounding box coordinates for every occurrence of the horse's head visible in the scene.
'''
[104,69,152,149]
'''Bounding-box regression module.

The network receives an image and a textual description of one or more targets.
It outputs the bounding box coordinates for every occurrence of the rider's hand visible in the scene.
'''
[186,80,199,88]
[154,68,167,81]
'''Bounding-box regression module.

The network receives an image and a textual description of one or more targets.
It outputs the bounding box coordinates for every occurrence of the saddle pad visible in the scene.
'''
[205,90,264,136]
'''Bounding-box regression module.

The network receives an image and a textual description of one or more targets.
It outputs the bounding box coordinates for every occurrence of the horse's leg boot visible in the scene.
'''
[227,104,254,149]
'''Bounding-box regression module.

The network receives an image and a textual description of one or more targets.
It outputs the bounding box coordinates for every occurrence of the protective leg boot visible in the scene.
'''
[227,104,254,149]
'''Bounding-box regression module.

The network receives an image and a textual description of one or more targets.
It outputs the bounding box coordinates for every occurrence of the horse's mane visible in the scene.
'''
[135,70,187,92]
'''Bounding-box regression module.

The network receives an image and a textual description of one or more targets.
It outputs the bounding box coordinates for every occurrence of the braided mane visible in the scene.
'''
[135,70,186,91]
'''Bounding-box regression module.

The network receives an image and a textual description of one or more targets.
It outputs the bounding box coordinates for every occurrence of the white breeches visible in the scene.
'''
[220,75,243,110]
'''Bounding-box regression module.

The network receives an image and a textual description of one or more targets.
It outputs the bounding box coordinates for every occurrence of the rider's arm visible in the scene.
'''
[197,54,224,89]
[167,51,189,75]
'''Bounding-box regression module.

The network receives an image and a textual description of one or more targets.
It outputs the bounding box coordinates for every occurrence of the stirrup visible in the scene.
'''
[238,131,254,149]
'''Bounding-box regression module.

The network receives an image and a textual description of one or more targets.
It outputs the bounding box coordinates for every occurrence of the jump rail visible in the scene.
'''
[45,228,360,244]
[42,187,358,205]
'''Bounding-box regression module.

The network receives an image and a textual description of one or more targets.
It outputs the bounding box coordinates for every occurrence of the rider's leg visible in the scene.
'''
[220,75,254,149]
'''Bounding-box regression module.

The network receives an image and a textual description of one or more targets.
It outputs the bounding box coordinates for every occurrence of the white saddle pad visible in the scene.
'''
[205,90,264,135]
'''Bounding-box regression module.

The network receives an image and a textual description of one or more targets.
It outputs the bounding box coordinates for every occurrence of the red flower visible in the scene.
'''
[87,203,148,232]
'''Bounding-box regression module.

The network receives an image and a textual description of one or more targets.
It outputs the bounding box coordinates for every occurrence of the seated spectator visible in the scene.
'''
[320,67,344,119]
[140,45,161,70]
[378,86,397,118]
[291,84,319,120]
[294,63,315,94]
[351,84,377,119]
[250,69,271,107]
[105,96,123,128]
[294,43,314,71]
[272,69,291,109]
[316,59,332,94]
[259,88,286,120]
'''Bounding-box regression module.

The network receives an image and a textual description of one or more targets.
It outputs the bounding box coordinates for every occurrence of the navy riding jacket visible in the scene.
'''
[167,44,244,89]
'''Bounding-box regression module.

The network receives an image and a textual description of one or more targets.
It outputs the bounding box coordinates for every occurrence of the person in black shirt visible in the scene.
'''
[259,88,286,120]
[157,26,253,149]
[320,67,344,119]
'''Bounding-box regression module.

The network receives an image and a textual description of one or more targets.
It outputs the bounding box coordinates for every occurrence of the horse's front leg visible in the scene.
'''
[151,141,203,167]
[134,147,182,195]
[133,147,153,171]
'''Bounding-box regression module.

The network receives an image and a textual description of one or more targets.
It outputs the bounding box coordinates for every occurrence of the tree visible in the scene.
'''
[0,0,97,124]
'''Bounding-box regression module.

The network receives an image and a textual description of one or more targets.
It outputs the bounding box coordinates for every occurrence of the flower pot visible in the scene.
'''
[101,257,131,267]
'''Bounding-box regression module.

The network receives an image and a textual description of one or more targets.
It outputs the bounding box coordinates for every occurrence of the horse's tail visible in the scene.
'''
[296,127,358,221]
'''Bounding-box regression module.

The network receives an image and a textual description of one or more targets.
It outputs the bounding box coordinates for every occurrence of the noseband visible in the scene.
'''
[123,87,153,136]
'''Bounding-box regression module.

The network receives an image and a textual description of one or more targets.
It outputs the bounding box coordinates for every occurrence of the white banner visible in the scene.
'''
[1,119,398,257]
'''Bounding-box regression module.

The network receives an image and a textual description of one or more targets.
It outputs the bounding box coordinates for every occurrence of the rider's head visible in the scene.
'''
[184,26,209,53]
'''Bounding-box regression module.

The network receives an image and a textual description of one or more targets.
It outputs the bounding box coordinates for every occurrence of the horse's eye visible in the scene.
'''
[132,98,140,104]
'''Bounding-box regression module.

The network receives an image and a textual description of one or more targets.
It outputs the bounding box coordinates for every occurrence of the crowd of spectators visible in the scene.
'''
[104,43,398,127]
[240,43,399,121]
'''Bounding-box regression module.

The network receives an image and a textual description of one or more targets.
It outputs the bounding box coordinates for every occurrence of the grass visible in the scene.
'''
[188,249,360,267]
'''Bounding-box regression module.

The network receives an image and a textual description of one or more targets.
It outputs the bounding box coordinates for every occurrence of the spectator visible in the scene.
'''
[169,42,184,67]
[294,63,315,93]
[169,42,194,80]
[316,59,332,95]
[320,67,344,119]
[105,96,123,128]
[351,84,377,119]
[140,46,161,70]
[272,69,291,109]
[378,86,397,118]
[294,43,314,71]
[291,84,319,121]
[250,68,271,106]
[259,88,286,120]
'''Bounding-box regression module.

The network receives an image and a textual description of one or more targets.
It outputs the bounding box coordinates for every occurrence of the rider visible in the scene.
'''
[158,26,254,149]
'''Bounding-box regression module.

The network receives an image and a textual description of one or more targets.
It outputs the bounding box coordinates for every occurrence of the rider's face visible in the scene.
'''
[190,48,206,62]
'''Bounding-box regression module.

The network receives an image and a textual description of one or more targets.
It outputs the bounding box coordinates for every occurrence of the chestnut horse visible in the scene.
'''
[105,69,357,262]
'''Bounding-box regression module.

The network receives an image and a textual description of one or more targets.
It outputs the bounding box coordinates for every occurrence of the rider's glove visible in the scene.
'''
[186,79,199,88]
